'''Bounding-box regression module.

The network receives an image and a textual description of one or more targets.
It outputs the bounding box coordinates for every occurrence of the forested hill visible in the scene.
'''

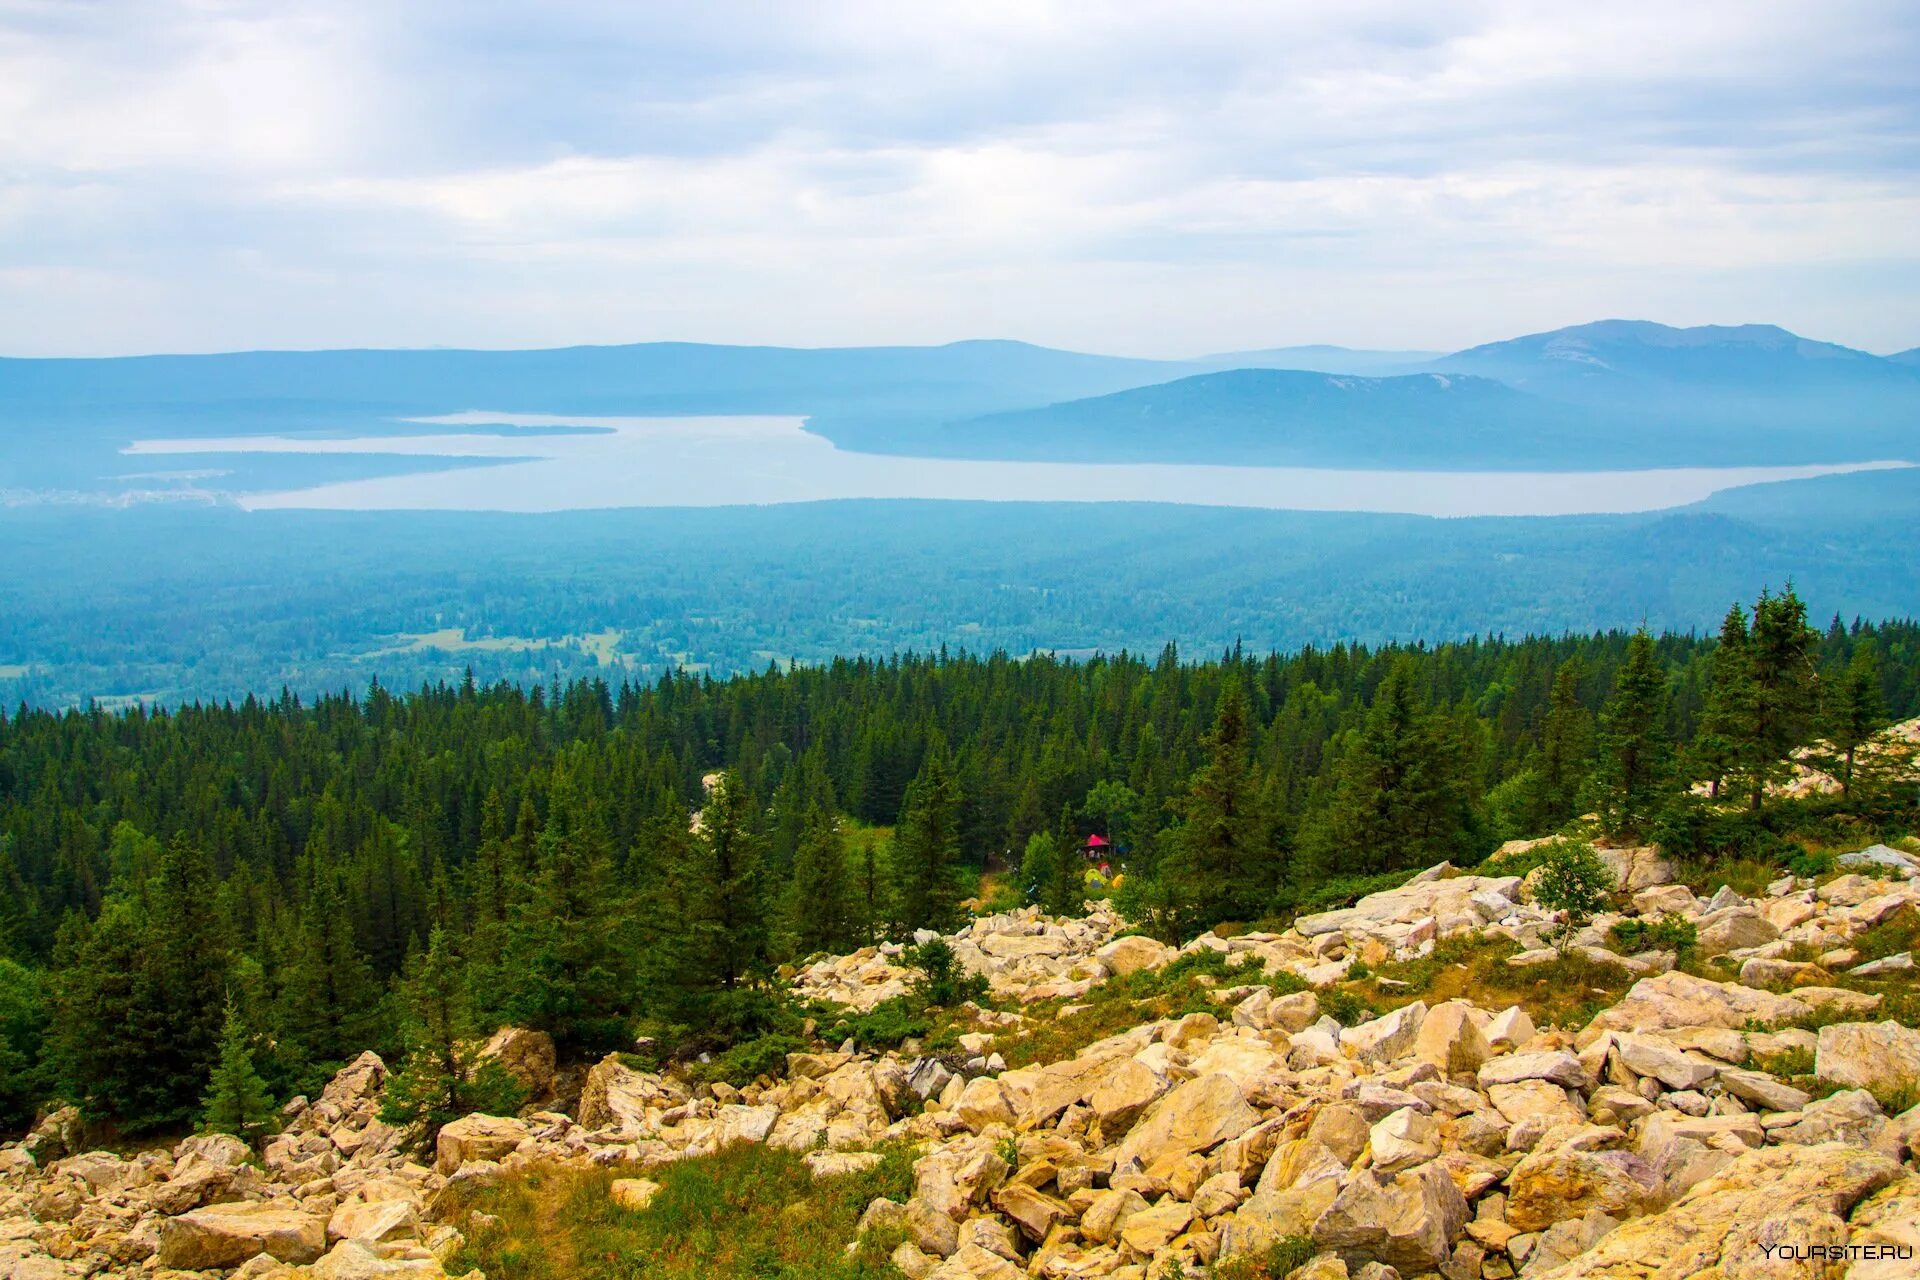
[1,590,1916,1138]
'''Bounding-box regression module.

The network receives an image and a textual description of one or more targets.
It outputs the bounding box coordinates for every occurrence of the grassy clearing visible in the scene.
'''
[447,1141,914,1280]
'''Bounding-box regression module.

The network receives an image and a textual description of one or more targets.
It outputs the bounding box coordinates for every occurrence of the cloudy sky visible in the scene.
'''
[2,0,1916,357]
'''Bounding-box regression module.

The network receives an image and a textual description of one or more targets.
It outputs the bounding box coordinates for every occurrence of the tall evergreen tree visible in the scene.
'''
[1740,586,1819,810]
[381,924,525,1144]
[274,870,383,1083]
[696,769,771,989]
[1691,604,1753,797]
[1162,679,1280,926]
[493,771,632,1054]
[789,803,854,956]
[893,746,963,932]
[1303,662,1468,880]
[1821,644,1886,795]
[1589,630,1671,839]
[1537,658,1594,825]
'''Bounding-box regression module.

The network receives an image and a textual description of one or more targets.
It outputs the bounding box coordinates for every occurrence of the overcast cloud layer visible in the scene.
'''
[1,0,1916,357]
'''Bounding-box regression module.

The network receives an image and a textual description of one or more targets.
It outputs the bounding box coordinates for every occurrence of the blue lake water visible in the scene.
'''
[123,412,1912,518]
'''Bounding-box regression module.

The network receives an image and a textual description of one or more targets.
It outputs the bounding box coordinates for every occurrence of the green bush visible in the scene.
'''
[827,997,932,1051]
[1532,840,1615,950]
[1271,871,1412,919]
[904,939,988,1008]
[688,1033,808,1088]
[1317,986,1374,1026]
[1608,914,1698,958]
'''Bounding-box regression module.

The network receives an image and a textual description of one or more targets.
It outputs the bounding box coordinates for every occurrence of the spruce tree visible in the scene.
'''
[494,771,632,1054]
[1691,604,1753,798]
[694,769,770,988]
[1537,659,1593,825]
[894,747,963,932]
[1303,662,1467,880]
[1161,679,1281,927]
[1740,586,1819,810]
[275,870,382,1083]
[381,925,525,1144]
[1821,644,1885,795]
[789,803,854,956]
[201,996,277,1144]
[1589,630,1671,839]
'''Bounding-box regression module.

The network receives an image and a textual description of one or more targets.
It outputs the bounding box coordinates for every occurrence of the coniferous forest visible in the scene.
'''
[1,587,1916,1140]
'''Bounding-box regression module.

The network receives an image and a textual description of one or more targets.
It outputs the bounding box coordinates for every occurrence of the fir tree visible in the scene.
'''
[1589,630,1670,839]
[789,803,854,955]
[381,925,525,1144]
[694,769,770,989]
[1303,662,1468,880]
[1691,604,1753,797]
[1537,659,1593,825]
[893,746,963,932]
[274,870,382,1083]
[1821,644,1886,796]
[201,996,277,1144]
[1740,586,1819,810]
[493,770,632,1054]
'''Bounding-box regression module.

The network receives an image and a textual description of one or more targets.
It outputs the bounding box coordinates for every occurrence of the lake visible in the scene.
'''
[123,412,1910,518]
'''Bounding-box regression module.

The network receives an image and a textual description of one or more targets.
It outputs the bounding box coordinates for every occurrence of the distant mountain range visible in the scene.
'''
[1183,345,1440,376]
[910,368,1599,469]
[919,321,1920,469]
[2,321,1916,490]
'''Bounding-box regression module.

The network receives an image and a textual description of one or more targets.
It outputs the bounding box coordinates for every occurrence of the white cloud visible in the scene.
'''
[0,0,1914,354]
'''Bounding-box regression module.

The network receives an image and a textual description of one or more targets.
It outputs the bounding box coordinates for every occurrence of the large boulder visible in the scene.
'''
[1526,1144,1910,1279]
[1095,935,1177,976]
[1693,907,1780,955]
[433,1114,530,1175]
[1341,1002,1428,1064]
[1594,844,1676,892]
[1506,1144,1663,1233]
[577,1054,683,1134]
[1114,1074,1259,1170]
[156,1201,328,1270]
[1816,1021,1920,1096]
[1579,971,1809,1042]
[479,1027,557,1097]
[1310,1160,1468,1273]
[1412,1001,1491,1076]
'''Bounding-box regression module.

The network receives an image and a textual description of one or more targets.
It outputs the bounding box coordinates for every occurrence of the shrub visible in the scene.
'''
[1608,914,1697,959]
[688,1033,807,1088]
[1317,986,1374,1026]
[827,997,932,1051]
[1209,1234,1318,1280]
[904,939,988,1008]
[1532,840,1614,950]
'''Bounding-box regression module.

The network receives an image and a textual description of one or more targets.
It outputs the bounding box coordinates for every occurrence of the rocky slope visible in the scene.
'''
[5,842,1919,1280]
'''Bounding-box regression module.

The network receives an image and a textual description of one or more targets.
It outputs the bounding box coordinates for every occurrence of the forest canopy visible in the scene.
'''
[0,587,1915,1139]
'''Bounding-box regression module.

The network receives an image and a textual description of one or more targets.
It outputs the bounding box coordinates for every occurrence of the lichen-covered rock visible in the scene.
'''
[1505,1144,1662,1233]
[1816,1020,1920,1096]
[1311,1160,1467,1273]
[433,1114,529,1175]
[1526,1144,1910,1279]
[155,1201,328,1270]
[1113,1074,1259,1170]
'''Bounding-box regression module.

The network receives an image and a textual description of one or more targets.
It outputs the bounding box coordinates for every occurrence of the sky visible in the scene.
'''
[1,0,1917,358]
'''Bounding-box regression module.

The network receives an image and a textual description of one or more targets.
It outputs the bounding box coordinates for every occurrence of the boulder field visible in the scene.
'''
[4,843,1917,1279]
